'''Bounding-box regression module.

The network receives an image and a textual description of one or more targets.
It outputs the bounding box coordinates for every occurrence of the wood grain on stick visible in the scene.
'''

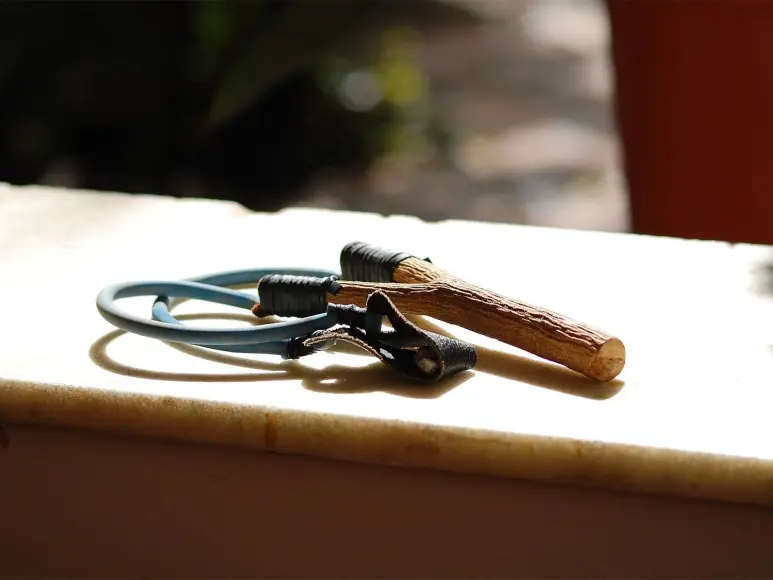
[329,258,625,382]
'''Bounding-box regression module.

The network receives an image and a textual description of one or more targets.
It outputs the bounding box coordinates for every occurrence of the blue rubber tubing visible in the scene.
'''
[95,267,340,356]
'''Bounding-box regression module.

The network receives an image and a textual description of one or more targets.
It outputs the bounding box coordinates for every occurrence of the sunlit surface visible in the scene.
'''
[2,186,772,507]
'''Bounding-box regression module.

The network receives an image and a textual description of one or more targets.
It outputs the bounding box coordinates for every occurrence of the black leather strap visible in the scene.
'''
[286,291,476,383]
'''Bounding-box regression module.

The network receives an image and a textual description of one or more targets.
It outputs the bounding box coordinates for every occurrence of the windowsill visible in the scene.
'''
[2,182,772,507]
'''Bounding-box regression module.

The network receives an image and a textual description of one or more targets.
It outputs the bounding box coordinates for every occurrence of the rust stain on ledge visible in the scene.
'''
[264,413,278,449]
[405,441,439,461]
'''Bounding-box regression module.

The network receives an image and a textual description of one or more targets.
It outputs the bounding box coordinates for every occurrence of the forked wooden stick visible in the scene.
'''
[326,243,626,382]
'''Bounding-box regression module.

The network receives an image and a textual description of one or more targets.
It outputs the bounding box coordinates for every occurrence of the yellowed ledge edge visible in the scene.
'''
[2,381,772,508]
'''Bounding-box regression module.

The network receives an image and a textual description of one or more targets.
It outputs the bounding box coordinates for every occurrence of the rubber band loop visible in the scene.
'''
[95,267,340,357]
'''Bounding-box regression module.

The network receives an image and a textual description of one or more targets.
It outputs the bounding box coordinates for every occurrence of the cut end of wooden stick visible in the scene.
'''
[588,337,626,382]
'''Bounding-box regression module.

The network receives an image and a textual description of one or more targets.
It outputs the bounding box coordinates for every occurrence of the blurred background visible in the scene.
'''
[0,0,626,233]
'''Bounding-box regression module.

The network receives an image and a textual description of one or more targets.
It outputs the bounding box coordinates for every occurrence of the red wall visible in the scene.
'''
[608,0,773,244]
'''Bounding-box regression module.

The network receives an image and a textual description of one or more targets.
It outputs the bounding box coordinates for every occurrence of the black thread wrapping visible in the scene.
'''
[326,303,368,330]
[256,275,340,318]
[284,330,336,359]
[285,291,476,383]
[340,241,416,282]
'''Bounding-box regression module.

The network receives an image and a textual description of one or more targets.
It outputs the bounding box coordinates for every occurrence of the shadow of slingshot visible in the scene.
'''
[89,313,471,400]
[406,315,625,401]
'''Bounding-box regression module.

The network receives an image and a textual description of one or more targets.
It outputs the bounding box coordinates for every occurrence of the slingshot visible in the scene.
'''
[96,241,625,383]
[96,266,477,383]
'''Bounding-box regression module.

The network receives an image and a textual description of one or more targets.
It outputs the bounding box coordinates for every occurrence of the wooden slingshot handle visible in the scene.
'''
[331,242,626,382]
